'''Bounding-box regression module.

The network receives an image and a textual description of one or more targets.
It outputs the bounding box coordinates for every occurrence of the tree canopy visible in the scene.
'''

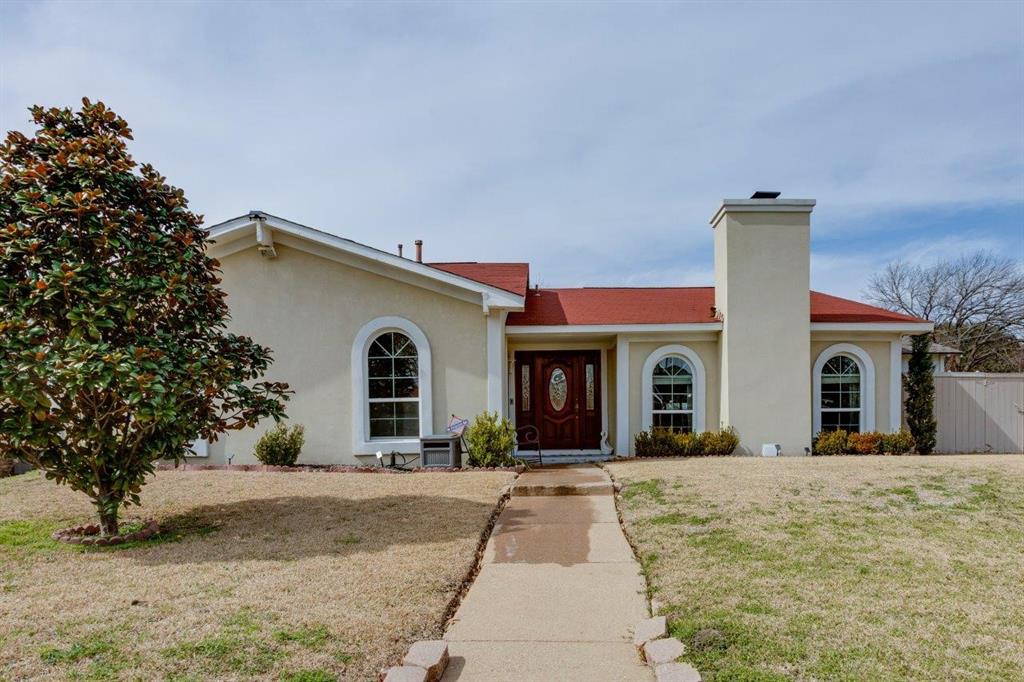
[866,252,1024,372]
[0,99,289,535]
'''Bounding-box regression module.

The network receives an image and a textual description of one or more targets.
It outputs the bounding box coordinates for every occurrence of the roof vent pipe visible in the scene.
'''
[415,240,423,263]
[398,244,404,258]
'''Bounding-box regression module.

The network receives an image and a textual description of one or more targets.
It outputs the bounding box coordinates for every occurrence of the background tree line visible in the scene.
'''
[867,252,1024,373]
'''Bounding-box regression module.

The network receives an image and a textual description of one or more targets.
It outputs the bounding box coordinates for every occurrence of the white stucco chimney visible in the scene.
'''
[711,193,815,455]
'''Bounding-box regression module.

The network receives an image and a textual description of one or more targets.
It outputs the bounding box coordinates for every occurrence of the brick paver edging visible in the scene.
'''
[156,463,525,474]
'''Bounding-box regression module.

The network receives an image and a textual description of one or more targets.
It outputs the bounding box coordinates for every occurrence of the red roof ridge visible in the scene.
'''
[535,285,714,291]
[428,261,530,266]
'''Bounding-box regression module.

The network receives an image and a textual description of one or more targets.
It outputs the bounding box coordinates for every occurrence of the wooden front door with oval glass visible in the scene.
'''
[514,351,601,450]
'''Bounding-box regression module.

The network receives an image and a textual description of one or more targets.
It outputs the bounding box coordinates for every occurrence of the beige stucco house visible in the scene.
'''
[198,194,932,465]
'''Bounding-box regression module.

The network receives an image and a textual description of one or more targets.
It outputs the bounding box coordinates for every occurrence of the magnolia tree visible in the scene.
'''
[0,99,290,535]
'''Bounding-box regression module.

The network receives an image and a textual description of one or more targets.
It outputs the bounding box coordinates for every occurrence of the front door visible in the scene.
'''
[515,351,601,450]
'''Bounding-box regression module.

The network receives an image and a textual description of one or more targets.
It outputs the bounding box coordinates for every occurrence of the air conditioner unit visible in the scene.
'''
[419,434,463,468]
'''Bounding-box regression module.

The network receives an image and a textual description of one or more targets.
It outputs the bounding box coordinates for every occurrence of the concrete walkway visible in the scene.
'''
[442,465,653,681]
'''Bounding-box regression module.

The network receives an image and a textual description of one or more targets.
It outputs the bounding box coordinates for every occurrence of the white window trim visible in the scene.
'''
[641,344,707,433]
[352,316,433,454]
[187,438,209,458]
[813,343,875,434]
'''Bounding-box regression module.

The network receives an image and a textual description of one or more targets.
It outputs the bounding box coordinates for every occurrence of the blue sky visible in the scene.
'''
[2,1,1021,299]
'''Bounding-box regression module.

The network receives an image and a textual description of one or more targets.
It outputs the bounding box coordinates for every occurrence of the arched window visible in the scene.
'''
[652,356,694,432]
[367,331,419,438]
[641,344,706,433]
[813,343,875,435]
[352,316,433,454]
[819,355,861,432]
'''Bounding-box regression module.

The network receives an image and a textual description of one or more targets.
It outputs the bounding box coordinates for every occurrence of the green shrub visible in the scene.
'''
[634,426,739,457]
[465,412,517,467]
[635,429,684,457]
[813,430,849,456]
[905,333,937,454]
[633,430,656,457]
[814,429,915,456]
[704,426,740,455]
[254,423,305,466]
[847,431,882,455]
[879,429,916,455]
[676,432,703,455]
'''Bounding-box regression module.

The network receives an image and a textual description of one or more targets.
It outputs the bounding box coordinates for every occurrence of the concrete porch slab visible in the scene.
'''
[494,494,621,525]
[516,465,610,485]
[440,641,652,681]
[484,521,635,565]
[444,562,647,643]
[512,464,614,496]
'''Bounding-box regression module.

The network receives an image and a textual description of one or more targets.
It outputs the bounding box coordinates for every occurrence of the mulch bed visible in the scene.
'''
[52,519,160,546]
[156,462,525,474]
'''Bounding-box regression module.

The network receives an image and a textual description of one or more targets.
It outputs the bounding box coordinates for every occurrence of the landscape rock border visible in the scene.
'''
[600,463,705,682]
[52,519,160,546]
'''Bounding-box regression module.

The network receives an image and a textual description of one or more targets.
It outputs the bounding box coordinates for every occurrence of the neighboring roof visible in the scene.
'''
[503,287,930,326]
[902,341,961,355]
[428,262,530,297]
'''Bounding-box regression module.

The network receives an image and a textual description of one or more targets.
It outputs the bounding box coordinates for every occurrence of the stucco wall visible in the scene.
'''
[206,243,488,465]
[606,347,617,447]
[811,333,902,434]
[715,209,812,455]
[626,338,721,450]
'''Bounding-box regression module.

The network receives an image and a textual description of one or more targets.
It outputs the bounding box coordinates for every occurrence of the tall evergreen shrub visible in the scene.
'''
[905,334,937,454]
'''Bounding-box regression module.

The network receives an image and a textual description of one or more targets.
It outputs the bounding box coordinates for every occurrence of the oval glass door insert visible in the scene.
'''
[549,368,568,411]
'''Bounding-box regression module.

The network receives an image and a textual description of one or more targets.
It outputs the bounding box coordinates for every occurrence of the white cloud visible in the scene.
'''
[1,1,1021,293]
[811,231,1016,299]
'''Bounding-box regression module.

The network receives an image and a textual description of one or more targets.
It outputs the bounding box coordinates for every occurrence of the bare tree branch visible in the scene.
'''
[865,251,1024,372]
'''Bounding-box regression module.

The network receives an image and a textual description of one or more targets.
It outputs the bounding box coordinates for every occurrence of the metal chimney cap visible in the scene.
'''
[750,191,781,199]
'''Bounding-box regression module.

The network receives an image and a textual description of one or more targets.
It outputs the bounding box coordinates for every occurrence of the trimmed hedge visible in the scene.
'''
[634,427,740,457]
[812,429,915,456]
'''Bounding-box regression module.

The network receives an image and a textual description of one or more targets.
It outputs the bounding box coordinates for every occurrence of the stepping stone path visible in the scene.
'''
[440,465,655,681]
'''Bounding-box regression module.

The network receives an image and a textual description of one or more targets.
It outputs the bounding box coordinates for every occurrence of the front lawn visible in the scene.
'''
[0,469,513,681]
[606,455,1024,681]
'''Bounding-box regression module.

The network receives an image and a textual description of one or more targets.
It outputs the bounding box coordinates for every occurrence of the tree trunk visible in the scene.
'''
[98,509,119,537]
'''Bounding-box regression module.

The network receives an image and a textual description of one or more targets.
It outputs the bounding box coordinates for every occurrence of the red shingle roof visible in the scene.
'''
[502,287,926,326]
[428,262,530,297]
[507,288,718,325]
[424,264,926,326]
[809,291,924,324]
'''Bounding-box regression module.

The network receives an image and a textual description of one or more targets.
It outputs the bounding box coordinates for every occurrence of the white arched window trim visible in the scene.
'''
[641,344,707,433]
[812,343,875,434]
[351,316,432,454]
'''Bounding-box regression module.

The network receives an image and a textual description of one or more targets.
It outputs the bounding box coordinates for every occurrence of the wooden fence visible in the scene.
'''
[931,373,1024,454]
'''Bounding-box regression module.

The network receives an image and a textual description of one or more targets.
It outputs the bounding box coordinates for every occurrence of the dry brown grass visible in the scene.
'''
[606,455,1024,682]
[0,469,514,681]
